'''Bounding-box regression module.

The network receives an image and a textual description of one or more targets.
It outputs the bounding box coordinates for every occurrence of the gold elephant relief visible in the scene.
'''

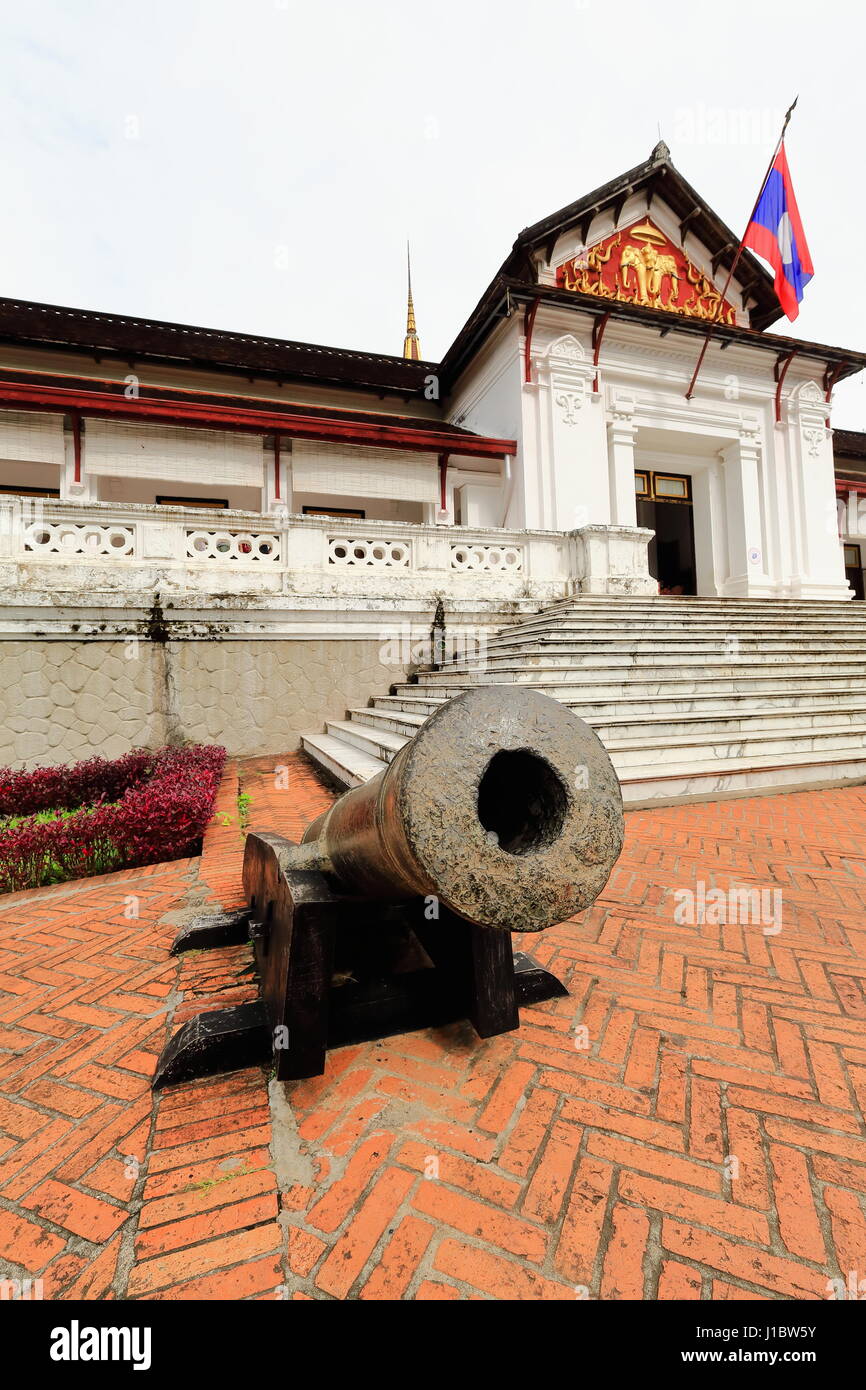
[620,244,679,308]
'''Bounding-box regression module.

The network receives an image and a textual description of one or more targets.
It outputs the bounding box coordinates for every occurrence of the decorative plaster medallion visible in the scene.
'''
[796,380,824,404]
[554,386,585,425]
[546,334,586,362]
[803,426,827,457]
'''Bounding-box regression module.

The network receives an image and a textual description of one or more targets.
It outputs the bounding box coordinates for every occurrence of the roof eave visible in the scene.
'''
[475,280,866,381]
[0,297,437,399]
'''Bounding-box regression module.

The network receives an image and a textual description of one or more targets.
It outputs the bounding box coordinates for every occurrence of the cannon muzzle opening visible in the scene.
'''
[298,686,624,933]
[477,748,569,855]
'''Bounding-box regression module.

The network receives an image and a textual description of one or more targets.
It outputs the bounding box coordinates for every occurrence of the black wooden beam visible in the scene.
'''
[679,206,702,244]
[610,188,631,227]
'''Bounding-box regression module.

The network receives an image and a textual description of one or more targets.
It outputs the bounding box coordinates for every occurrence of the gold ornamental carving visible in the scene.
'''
[556,219,736,325]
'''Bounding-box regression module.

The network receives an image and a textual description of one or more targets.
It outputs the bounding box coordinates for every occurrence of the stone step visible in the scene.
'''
[486,621,866,648]
[605,722,866,769]
[620,749,866,807]
[499,603,866,623]
[300,591,866,810]
[329,708,866,771]
[589,700,866,733]
[416,654,866,677]
[325,719,409,764]
[445,640,866,665]
[302,724,866,808]
[514,606,866,622]
[507,597,863,620]
[300,731,388,787]
[534,598,861,614]
[353,702,866,744]
[397,669,866,697]
[374,686,866,719]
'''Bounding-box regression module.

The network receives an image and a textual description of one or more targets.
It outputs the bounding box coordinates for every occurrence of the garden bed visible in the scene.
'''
[0,744,226,893]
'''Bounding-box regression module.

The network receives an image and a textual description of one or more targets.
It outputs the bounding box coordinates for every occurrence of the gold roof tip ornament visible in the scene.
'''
[403,242,422,360]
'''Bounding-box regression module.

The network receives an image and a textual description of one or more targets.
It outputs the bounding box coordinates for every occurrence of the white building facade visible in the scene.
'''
[444,143,861,602]
[0,143,864,767]
[0,141,862,609]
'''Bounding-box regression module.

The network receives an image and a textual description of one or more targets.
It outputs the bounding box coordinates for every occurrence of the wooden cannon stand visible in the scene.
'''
[154,831,567,1089]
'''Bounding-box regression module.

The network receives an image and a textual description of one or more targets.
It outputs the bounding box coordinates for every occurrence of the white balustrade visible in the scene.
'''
[5,500,640,599]
[185,528,281,562]
[23,520,135,558]
[450,542,523,572]
[327,536,411,568]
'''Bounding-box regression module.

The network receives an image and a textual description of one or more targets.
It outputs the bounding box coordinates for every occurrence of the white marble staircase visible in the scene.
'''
[301,597,866,806]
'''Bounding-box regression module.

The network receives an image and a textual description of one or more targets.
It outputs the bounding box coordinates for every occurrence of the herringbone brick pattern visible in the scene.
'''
[0,858,195,1297]
[0,754,329,1301]
[259,764,866,1300]
[2,750,865,1300]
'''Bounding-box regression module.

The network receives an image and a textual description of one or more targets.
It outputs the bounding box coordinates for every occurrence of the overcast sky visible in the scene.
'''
[1,0,863,425]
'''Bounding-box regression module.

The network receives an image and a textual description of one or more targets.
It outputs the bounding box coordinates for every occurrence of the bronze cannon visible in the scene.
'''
[154,687,624,1086]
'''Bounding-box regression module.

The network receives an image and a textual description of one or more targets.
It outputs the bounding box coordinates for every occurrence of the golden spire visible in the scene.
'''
[403,242,422,360]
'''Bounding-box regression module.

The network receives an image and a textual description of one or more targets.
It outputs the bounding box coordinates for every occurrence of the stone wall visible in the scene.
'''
[0,637,401,768]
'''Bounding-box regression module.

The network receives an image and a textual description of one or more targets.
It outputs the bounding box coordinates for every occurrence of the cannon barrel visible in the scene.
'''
[154,687,626,1088]
[295,687,624,933]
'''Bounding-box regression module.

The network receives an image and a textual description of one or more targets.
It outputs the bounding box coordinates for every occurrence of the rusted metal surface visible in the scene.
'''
[295,687,624,933]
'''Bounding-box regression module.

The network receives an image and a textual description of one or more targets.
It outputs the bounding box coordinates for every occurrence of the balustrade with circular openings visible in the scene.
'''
[185,530,281,562]
[327,536,411,568]
[24,522,135,558]
[450,543,523,573]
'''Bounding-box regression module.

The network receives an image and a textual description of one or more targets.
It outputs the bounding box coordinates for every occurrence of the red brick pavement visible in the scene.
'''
[1,753,865,1300]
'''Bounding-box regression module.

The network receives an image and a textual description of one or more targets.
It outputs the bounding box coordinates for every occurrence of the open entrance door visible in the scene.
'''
[845,543,865,600]
[635,470,697,596]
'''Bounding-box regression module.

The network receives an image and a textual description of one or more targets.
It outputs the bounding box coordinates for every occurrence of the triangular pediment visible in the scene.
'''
[501,144,780,330]
[554,217,737,325]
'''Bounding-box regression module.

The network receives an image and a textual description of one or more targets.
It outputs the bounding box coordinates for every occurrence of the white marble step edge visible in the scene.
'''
[301,730,866,807]
[350,702,866,740]
[372,689,866,718]
[322,715,866,770]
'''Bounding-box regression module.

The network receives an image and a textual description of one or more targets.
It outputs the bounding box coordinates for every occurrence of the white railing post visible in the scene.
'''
[414,529,450,576]
[285,520,327,573]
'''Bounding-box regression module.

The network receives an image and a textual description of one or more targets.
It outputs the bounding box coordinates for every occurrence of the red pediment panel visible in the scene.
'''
[555,219,736,325]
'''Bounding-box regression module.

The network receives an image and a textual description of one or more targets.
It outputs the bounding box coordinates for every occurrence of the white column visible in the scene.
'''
[529,330,607,531]
[787,382,852,599]
[691,468,718,596]
[719,430,772,596]
[607,400,638,526]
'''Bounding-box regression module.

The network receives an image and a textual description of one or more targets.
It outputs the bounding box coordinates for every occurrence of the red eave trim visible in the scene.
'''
[836,478,866,496]
[0,379,517,460]
[523,297,541,384]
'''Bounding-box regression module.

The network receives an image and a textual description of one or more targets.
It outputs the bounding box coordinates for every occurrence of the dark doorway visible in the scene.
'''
[635,471,697,595]
[845,543,865,600]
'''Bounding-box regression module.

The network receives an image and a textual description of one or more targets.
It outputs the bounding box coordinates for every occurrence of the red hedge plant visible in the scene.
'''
[0,744,226,894]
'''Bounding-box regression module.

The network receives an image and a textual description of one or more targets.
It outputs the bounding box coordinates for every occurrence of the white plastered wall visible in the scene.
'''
[445,321,520,527]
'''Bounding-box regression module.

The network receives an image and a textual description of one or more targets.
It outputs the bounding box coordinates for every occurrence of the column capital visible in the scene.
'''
[607,412,637,445]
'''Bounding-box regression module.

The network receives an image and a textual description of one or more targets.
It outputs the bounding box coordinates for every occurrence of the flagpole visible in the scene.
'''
[684,96,799,400]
